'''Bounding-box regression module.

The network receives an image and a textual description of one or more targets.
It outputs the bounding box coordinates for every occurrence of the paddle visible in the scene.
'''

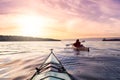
[66,40,85,46]
[66,43,73,46]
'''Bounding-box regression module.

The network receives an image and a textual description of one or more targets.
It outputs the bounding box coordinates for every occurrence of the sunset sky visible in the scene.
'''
[0,0,120,39]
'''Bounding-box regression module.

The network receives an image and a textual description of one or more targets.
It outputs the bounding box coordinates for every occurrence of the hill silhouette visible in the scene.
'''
[102,38,120,41]
[0,35,61,41]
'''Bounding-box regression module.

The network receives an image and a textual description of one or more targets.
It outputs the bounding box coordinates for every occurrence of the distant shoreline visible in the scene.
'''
[0,35,61,41]
[63,37,120,41]
[102,38,120,41]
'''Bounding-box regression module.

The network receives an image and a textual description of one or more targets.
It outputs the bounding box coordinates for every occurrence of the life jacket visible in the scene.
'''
[73,42,81,47]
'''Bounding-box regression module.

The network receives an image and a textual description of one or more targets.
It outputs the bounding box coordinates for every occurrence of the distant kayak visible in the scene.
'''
[72,46,89,52]
[30,49,75,80]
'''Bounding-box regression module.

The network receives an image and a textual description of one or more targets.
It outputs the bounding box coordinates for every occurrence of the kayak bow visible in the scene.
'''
[30,49,75,80]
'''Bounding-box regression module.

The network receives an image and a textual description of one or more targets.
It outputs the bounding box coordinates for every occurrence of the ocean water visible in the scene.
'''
[0,41,120,80]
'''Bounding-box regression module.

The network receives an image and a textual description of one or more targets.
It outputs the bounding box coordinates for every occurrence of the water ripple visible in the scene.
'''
[0,41,120,80]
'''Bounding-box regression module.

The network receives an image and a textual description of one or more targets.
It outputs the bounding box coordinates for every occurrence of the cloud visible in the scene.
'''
[0,0,120,38]
[32,0,119,24]
[0,0,14,14]
[0,0,35,15]
[0,0,120,20]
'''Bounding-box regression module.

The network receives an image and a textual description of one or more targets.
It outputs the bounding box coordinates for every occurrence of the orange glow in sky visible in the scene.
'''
[0,0,120,39]
[15,15,49,37]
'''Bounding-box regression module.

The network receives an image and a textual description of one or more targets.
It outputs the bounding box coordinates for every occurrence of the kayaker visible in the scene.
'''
[73,39,83,48]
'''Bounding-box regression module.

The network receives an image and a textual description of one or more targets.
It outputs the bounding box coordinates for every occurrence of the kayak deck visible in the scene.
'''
[32,71,72,80]
[30,49,74,80]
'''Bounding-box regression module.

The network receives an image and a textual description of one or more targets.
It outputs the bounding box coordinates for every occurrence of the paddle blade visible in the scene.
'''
[66,44,72,46]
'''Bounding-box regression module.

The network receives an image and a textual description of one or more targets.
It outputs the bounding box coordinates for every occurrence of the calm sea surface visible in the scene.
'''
[0,41,120,80]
